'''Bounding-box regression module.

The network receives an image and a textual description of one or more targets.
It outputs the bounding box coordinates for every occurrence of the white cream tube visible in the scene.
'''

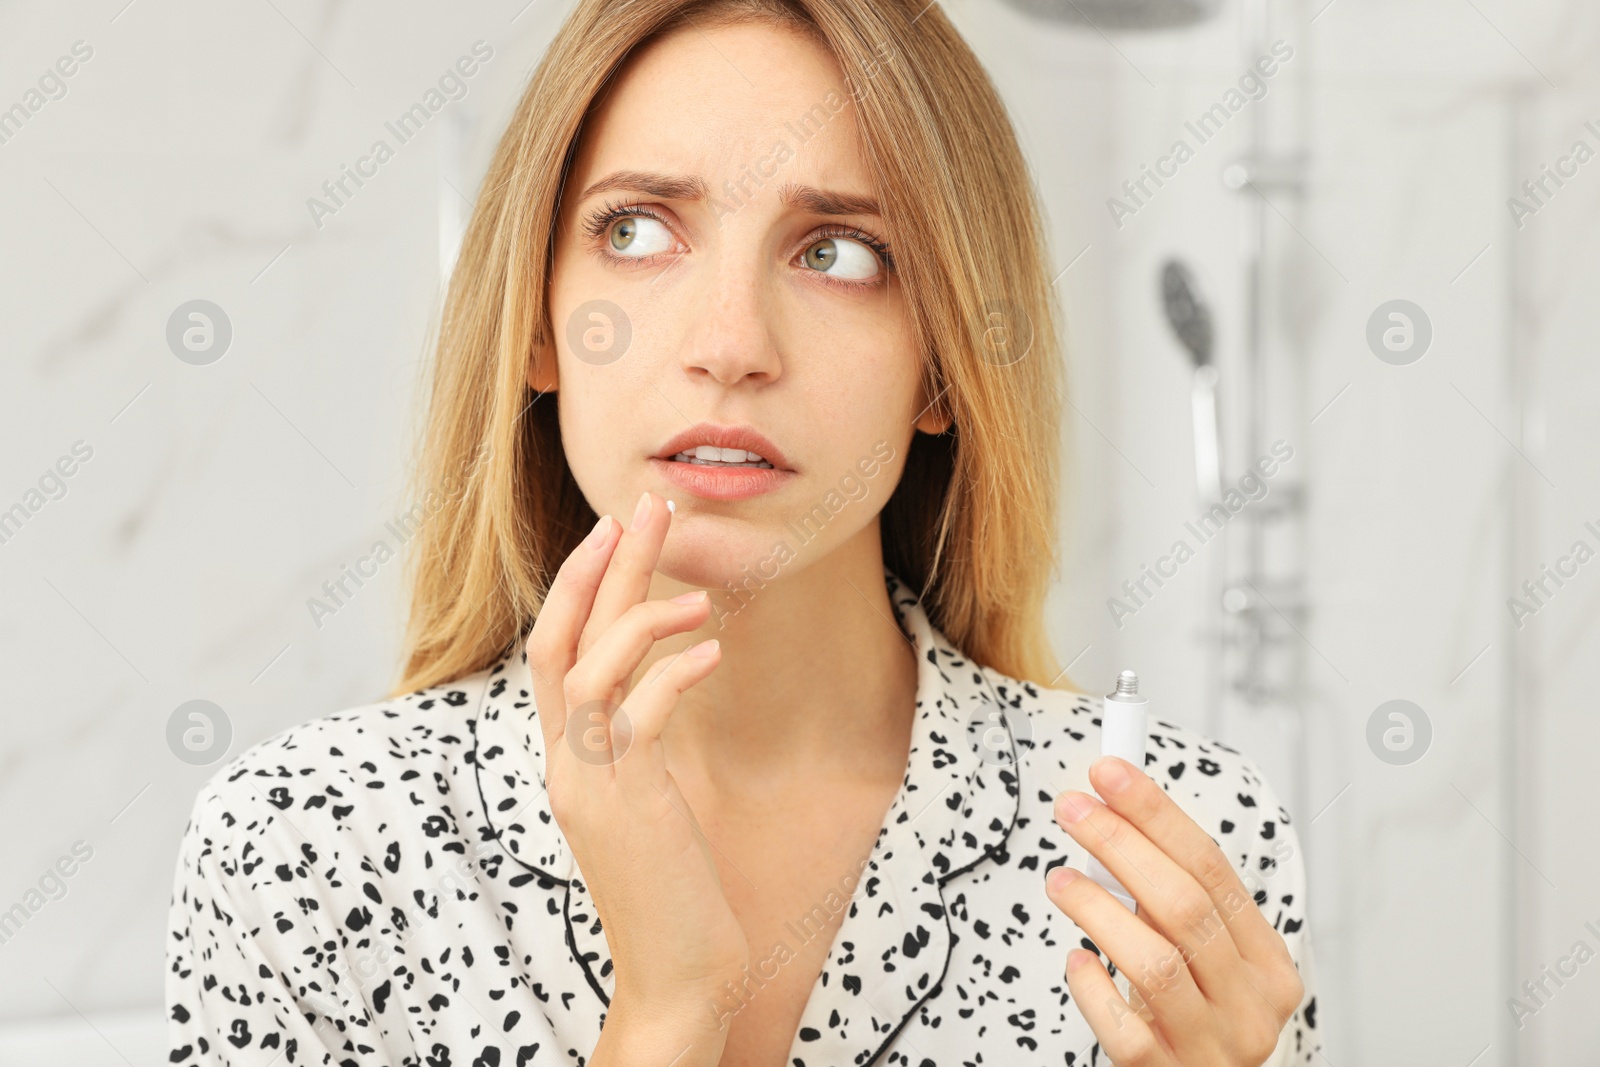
[1086,670,1147,913]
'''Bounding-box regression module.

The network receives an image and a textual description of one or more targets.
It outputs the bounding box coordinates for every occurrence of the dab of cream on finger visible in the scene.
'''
[666,498,676,513]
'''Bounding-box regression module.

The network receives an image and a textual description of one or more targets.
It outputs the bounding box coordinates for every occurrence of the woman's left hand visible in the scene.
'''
[1047,755,1305,1066]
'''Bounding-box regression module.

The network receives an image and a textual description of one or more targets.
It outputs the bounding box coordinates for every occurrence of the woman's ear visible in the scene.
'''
[526,334,559,393]
[913,371,952,435]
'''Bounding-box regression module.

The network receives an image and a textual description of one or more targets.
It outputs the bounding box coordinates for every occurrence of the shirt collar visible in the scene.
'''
[469,566,1024,1063]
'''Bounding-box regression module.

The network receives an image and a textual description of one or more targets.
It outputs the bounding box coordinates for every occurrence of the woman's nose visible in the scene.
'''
[677,258,784,387]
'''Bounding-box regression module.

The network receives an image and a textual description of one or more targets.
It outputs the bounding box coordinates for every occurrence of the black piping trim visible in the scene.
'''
[863,883,960,1067]
[938,669,1025,887]
[860,659,1025,1067]
[468,652,616,1012]
[469,654,569,888]
[565,878,612,1008]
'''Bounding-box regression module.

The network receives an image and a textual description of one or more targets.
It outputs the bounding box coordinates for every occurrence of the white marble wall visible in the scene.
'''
[964,0,1600,1062]
[1,0,1595,1063]
[0,0,563,1055]
[1505,80,1600,1062]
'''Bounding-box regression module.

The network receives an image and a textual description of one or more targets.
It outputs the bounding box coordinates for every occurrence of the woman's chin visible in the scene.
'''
[656,526,809,593]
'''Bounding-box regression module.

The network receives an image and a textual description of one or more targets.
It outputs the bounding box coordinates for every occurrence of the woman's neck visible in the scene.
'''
[638,534,919,798]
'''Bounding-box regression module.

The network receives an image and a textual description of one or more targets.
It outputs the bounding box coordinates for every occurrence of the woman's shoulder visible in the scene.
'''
[981,666,1301,861]
[952,667,1319,1063]
[179,655,507,848]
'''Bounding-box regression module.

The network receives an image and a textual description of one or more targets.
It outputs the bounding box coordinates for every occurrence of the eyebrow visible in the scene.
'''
[577,170,881,218]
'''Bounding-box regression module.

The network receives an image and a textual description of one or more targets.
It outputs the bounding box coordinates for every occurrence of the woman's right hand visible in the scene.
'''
[524,490,749,1054]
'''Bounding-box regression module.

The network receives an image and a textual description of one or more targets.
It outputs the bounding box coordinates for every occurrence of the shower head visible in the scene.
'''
[995,0,1223,30]
[1161,259,1213,367]
[1162,258,1222,502]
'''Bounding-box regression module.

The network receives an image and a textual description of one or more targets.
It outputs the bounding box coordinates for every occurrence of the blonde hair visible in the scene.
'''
[391,0,1067,697]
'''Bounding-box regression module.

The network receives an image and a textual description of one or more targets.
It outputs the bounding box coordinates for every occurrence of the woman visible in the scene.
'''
[166,0,1321,1063]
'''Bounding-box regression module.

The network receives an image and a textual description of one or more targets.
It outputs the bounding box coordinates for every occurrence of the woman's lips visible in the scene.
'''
[649,456,797,501]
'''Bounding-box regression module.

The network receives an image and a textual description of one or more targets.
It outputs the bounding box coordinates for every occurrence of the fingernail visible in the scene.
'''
[686,638,719,658]
[630,491,652,531]
[1095,756,1133,795]
[671,590,708,605]
[1049,866,1079,893]
[586,514,613,550]
[1067,948,1092,971]
[1056,792,1092,824]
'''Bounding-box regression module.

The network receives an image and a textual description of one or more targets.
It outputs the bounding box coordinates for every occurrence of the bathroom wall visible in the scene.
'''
[0,0,553,1051]
[962,0,1600,1061]
[1505,70,1600,1061]
[1,0,1596,1062]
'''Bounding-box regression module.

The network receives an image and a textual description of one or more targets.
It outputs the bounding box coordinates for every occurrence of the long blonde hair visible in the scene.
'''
[391,0,1067,697]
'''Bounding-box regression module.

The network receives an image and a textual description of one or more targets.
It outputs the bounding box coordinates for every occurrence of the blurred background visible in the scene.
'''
[1,0,1596,1062]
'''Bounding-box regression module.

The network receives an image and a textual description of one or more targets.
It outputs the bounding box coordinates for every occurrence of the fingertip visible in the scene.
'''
[1047,865,1079,895]
[567,515,618,577]
[586,513,615,551]
[544,514,616,615]
[1090,754,1137,796]
[1055,790,1096,824]
[630,490,655,532]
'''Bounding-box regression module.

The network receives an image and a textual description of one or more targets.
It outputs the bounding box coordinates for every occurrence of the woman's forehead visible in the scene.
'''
[567,20,875,202]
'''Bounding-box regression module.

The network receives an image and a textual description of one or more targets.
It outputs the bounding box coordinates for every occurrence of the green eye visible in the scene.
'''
[609,218,637,251]
[605,215,674,257]
[803,239,837,270]
[802,236,880,280]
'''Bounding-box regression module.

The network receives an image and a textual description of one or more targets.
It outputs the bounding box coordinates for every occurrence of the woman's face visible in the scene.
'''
[538,19,945,595]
